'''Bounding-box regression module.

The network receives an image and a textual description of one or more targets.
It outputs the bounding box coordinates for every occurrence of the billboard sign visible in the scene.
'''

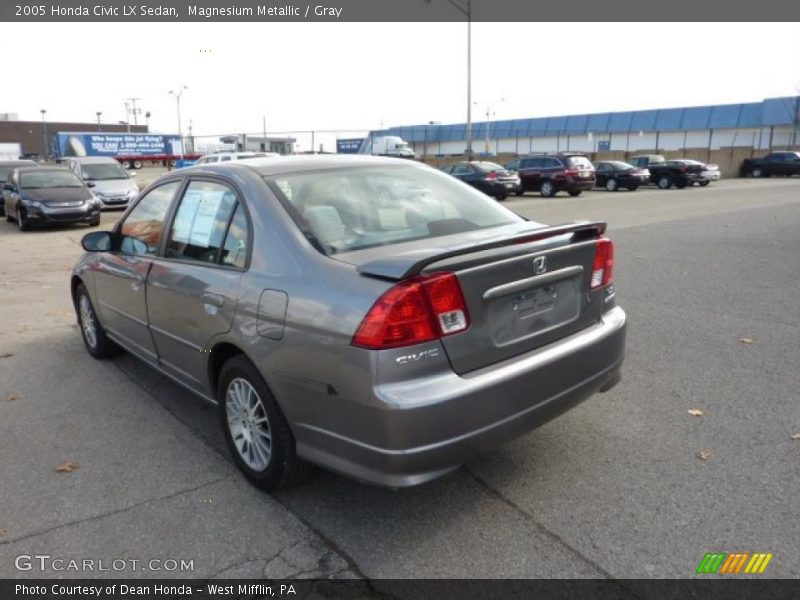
[337,138,365,154]
[56,132,181,158]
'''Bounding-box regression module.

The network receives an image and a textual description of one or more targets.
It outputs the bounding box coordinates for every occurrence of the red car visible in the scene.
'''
[506,153,595,197]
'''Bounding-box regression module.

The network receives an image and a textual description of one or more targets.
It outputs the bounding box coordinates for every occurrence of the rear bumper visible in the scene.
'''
[295,306,627,487]
[562,178,595,192]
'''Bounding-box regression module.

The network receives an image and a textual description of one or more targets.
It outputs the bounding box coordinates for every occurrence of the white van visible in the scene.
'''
[63,157,139,209]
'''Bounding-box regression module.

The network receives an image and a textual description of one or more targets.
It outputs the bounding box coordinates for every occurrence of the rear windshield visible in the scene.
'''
[473,162,504,173]
[604,161,635,169]
[565,156,593,169]
[267,165,523,255]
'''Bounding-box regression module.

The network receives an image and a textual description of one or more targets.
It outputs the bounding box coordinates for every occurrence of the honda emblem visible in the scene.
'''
[533,256,547,275]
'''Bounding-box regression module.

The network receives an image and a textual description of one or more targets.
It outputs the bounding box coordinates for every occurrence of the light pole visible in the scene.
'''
[40,109,48,161]
[96,111,102,132]
[426,0,472,159]
[478,97,505,156]
[123,101,131,132]
[145,111,151,131]
[169,86,188,161]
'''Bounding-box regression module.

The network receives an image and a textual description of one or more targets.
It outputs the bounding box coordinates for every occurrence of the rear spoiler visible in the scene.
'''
[357,221,607,280]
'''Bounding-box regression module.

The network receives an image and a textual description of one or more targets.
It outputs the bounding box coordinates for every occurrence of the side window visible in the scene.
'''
[596,163,608,172]
[452,164,472,175]
[165,180,239,265]
[544,158,561,168]
[506,159,520,170]
[220,155,232,162]
[119,181,180,255]
[221,203,250,269]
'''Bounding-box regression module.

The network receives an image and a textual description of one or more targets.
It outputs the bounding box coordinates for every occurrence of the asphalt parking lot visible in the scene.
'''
[1,178,798,584]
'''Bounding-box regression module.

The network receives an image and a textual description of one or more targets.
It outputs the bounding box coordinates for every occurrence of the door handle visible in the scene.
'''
[202,293,224,308]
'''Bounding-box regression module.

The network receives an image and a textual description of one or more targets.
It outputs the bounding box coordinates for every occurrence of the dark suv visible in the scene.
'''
[505,153,595,197]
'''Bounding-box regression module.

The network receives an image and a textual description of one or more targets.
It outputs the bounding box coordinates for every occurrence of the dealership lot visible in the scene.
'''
[0,178,798,582]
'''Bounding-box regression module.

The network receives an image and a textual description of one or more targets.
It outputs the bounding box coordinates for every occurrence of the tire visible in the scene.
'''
[751,167,763,178]
[568,190,582,197]
[75,283,123,359]
[627,185,639,191]
[132,160,143,170]
[494,189,508,201]
[218,355,313,491]
[657,176,672,190]
[17,207,30,231]
[122,160,132,169]
[88,217,100,227]
[540,180,556,197]
[699,180,710,187]
[675,181,688,189]
[605,178,618,192]
[514,188,524,196]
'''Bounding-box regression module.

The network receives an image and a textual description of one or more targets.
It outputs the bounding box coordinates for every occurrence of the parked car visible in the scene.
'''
[3,167,101,231]
[63,156,139,209]
[669,159,720,186]
[504,153,595,197]
[0,159,37,215]
[593,161,650,191]
[71,155,626,490]
[194,151,278,165]
[740,151,800,178]
[627,155,704,189]
[441,161,520,200]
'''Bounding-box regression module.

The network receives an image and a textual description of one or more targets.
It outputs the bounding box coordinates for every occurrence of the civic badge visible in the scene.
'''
[533,256,547,275]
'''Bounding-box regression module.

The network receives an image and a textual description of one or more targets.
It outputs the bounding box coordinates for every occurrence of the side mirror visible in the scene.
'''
[81,231,112,252]
[86,181,96,188]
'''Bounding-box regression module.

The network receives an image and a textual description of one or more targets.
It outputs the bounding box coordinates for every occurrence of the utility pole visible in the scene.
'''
[123,101,131,132]
[127,97,142,127]
[465,0,472,160]
[169,86,188,161]
[96,111,102,132]
[40,109,48,160]
[262,115,267,151]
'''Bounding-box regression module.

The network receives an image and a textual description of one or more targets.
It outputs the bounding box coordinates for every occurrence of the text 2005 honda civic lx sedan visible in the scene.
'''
[71,155,626,489]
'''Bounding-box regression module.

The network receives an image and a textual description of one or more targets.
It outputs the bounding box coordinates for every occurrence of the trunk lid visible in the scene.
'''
[340,221,607,374]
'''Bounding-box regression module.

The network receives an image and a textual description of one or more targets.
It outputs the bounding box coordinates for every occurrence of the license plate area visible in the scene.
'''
[486,273,582,347]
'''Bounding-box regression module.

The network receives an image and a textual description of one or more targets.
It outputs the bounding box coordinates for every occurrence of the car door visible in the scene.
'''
[93,180,182,364]
[145,178,250,395]
[4,170,20,217]
[520,158,543,190]
[594,162,608,186]
[787,153,800,176]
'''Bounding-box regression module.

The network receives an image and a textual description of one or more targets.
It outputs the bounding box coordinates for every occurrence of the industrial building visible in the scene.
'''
[369,96,800,174]
[0,114,148,159]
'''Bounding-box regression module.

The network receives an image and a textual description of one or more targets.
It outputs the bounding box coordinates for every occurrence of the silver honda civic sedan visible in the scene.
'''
[71,155,626,489]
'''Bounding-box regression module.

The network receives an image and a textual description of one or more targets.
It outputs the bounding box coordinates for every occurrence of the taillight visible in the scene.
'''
[564,169,578,177]
[590,238,614,290]
[352,273,470,349]
[485,171,498,180]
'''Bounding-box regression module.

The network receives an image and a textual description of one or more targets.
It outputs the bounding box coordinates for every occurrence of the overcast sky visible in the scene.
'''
[2,22,799,145]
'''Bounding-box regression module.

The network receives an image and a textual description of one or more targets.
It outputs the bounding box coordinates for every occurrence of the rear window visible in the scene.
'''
[267,165,523,255]
[565,156,593,169]
[473,162,504,173]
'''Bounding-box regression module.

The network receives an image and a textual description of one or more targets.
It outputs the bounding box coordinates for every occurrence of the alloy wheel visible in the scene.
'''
[79,294,97,349]
[226,377,272,471]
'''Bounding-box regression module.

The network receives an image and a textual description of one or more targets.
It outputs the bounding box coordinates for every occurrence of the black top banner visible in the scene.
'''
[3,0,800,21]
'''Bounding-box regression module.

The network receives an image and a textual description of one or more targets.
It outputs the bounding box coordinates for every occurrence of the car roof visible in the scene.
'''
[185,154,416,177]
[16,166,70,172]
[0,160,38,167]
